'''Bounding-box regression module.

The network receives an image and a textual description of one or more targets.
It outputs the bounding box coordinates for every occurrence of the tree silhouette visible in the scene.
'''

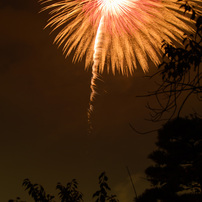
[9,173,119,202]
[136,116,202,201]
[93,172,119,202]
[56,179,83,202]
[21,178,83,202]
[22,179,55,202]
[8,197,26,202]
[140,2,202,122]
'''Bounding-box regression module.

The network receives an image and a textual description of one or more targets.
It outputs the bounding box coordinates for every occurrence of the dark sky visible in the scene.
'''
[0,0,201,201]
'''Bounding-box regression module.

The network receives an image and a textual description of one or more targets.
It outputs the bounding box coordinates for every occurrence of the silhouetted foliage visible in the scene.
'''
[9,173,119,202]
[93,172,119,202]
[141,2,202,121]
[107,195,120,202]
[136,116,202,202]
[8,197,26,202]
[56,179,83,202]
[22,179,55,202]
[21,178,83,202]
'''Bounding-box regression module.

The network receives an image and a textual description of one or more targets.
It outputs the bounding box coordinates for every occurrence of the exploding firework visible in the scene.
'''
[39,0,201,130]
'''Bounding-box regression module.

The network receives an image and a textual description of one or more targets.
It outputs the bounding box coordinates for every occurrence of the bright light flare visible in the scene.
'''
[97,0,131,15]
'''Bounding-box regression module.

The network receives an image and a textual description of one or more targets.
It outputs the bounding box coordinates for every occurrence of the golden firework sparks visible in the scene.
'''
[39,0,201,131]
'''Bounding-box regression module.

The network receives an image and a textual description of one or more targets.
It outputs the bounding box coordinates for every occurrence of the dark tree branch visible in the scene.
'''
[137,12,202,122]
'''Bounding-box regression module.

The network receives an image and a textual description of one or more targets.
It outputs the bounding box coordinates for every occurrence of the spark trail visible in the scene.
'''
[88,16,105,130]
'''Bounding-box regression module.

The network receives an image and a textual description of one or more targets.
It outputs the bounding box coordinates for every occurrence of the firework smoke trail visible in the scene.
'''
[39,0,201,131]
[88,16,104,130]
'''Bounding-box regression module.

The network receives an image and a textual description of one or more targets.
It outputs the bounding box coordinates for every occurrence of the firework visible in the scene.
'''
[39,0,201,130]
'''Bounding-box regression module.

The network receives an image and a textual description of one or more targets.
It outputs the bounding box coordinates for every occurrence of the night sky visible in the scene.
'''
[0,0,201,201]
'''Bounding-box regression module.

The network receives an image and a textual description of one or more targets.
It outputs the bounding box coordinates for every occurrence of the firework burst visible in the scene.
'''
[39,0,201,130]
